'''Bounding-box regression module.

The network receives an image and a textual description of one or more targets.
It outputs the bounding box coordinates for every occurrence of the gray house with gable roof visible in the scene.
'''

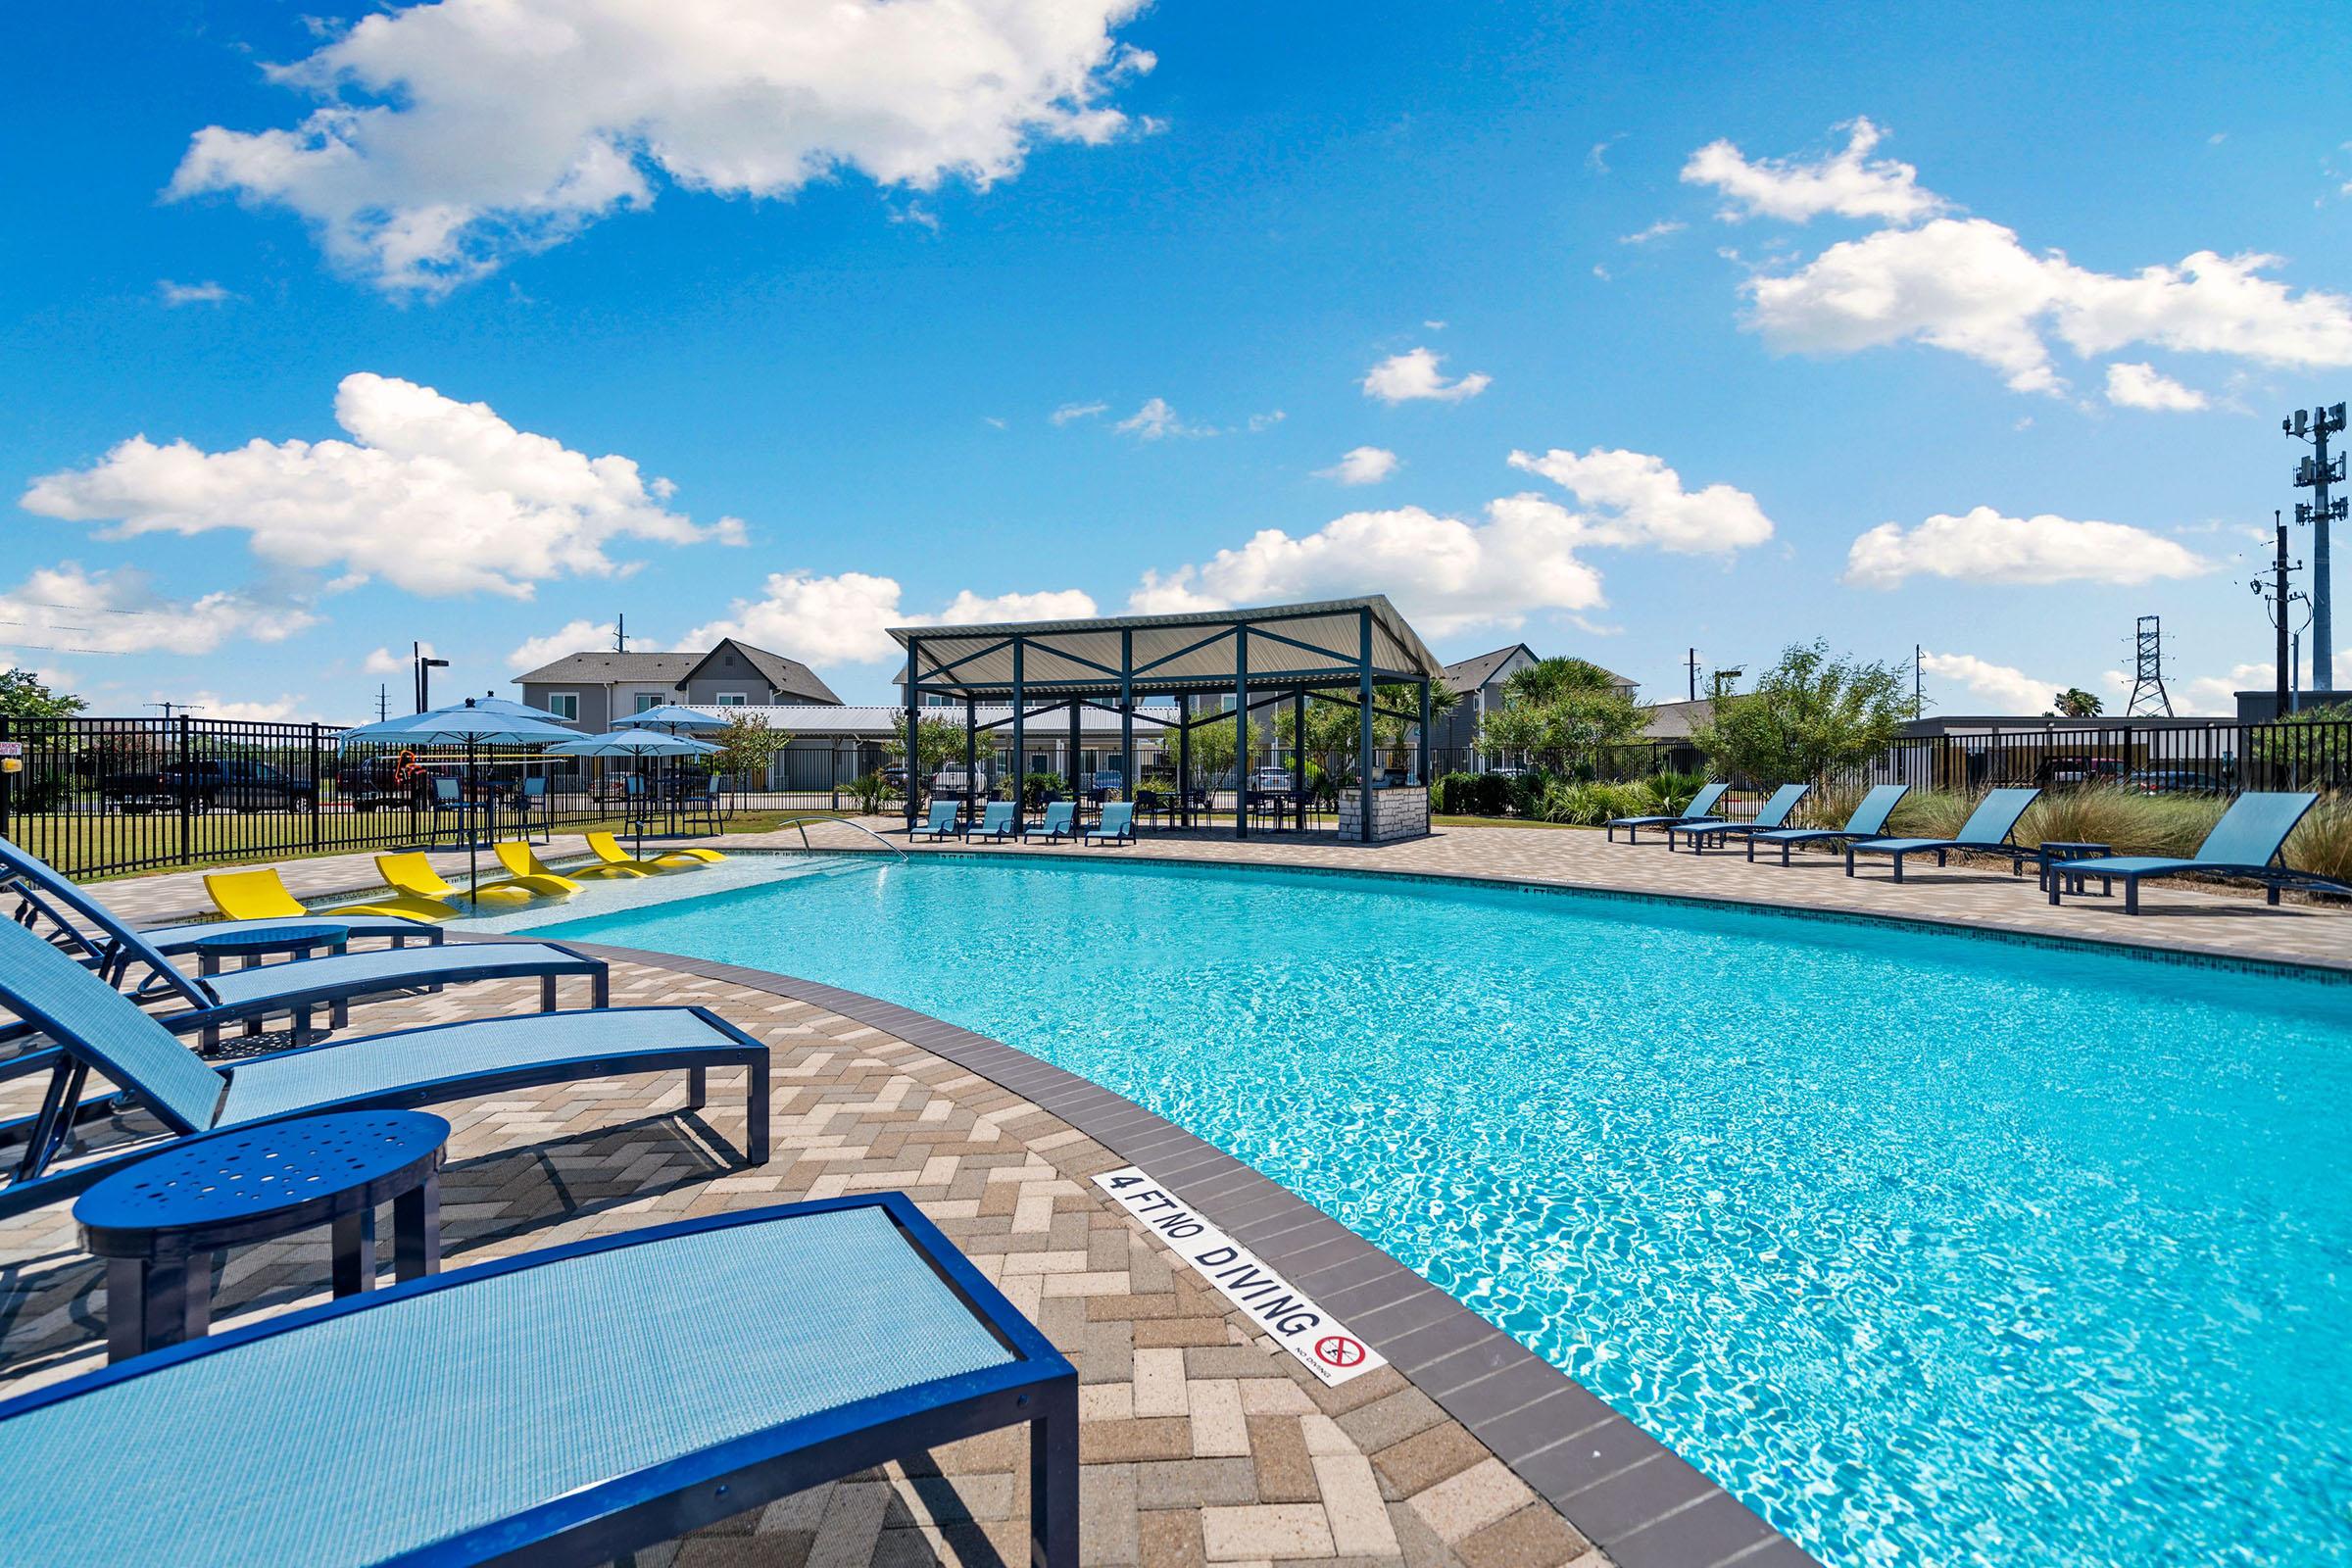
[514,637,840,732]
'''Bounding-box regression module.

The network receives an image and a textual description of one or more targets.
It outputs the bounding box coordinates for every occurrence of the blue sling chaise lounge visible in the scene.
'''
[0,914,767,1214]
[0,1194,1074,1568]
[1605,782,1729,845]
[1666,783,1810,854]
[1844,787,2042,883]
[2046,791,2348,914]
[1745,784,1909,865]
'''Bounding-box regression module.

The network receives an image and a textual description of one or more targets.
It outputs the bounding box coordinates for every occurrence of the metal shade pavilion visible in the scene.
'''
[887,597,1444,843]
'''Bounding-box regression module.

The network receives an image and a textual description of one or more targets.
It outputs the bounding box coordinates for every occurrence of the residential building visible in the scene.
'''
[514,638,840,731]
[1430,644,1638,765]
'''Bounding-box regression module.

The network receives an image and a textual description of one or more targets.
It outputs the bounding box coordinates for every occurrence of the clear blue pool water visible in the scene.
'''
[525,854,2352,1567]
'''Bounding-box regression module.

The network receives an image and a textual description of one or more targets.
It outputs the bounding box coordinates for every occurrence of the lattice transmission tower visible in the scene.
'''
[2125,615,2173,717]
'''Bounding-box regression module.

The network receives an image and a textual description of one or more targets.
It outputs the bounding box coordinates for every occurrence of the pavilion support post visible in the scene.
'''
[1120,630,1135,809]
[965,701,977,805]
[1010,638,1026,823]
[1358,609,1375,845]
[903,638,920,834]
[1067,700,1081,803]
[1417,679,1431,786]
[1235,627,1250,841]
[1292,690,1306,819]
[1178,702,1191,829]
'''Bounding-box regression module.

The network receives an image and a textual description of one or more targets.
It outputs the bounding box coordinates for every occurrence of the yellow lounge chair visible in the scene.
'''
[586,830,718,872]
[493,841,585,896]
[377,851,537,906]
[207,867,456,925]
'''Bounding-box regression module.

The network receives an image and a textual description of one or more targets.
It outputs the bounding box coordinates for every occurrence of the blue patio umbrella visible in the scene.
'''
[612,704,730,734]
[338,700,579,899]
[547,729,720,856]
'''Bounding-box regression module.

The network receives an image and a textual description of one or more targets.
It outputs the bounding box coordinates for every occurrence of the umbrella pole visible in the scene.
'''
[466,737,480,903]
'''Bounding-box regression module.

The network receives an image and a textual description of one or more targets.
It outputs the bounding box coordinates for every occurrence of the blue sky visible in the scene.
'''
[4,0,2349,720]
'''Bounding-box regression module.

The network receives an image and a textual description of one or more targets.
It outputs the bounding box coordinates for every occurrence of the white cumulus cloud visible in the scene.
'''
[1920,651,2064,713]
[1114,397,1212,440]
[1682,117,1947,225]
[508,618,620,670]
[1843,506,2214,588]
[360,644,428,674]
[21,373,745,599]
[157,279,234,306]
[0,564,318,656]
[685,572,1096,665]
[2183,662,2275,715]
[1506,448,1774,554]
[1314,446,1399,485]
[1130,448,1771,637]
[1711,123,2352,394]
[168,0,1155,295]
[1361,348,1491,405]
[2103,362,2209,412]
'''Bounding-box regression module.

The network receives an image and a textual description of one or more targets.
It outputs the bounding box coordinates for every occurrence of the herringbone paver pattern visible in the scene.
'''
[0,960,1605,1568]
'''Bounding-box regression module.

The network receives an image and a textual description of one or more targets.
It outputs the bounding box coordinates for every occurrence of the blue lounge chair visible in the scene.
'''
[1084,802,1136,847]
[1666,783,1810,854]
[0,1195,1074,1568]
[1845,787,2042,882]
[2047,791,2347,914]
[911,800,962,842]
[967,801,1018,843]
[1605,782,1729,844]
[2,836,441,992]
[0,861,607,1052]
[1023,801,1076,844]
[1746,784,1910,864]
[0,914,767,1213]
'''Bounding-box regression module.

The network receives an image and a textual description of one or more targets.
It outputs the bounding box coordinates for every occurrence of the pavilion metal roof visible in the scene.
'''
[887,597,1443,700]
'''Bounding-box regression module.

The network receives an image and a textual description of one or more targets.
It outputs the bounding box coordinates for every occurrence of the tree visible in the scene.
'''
[1475,659,1642,774]
[710,713,789,788]
[1270,679,1457,786]
[2048,688,2104,718]
[886,714,965,782]
[1692,641,1908,783]
[0,668,84,719]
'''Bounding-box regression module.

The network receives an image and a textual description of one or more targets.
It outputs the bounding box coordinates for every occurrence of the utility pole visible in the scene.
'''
[1685,647,1699,703]
[2252,511,2309,716]
[375,684,389,722]
[1913,644,1925,719]
[412,641,449,713]
[145,702,200,720]
[2125,615,2174,717]
[2285,401,2347,694]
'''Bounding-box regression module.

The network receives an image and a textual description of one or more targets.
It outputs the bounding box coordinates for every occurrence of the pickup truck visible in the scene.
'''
[102,759,317,813]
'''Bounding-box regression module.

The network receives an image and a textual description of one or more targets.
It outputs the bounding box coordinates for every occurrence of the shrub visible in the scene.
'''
[1433,770,1477,814]
[2019,784,2219,859]
[847,771,892,814]
[1535,779,1647,826]
[2285,793,2352,884]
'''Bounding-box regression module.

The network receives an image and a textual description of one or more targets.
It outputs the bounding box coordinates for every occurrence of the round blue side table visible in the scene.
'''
[188,920,349,1052]
[75,1110,449,1363]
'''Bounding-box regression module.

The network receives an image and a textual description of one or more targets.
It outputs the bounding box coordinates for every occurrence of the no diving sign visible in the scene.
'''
[1091,1166,1388,1386]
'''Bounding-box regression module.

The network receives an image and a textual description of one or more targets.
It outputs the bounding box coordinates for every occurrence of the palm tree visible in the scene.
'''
[2049,687,2104,718]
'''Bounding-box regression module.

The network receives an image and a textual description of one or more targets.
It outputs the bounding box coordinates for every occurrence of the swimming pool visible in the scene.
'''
[525,854,2352,1567]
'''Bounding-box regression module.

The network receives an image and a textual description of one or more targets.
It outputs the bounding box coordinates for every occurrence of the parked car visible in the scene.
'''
[1088,769,1124,800]
[932,764,990,799]
[2034,756,2128,788]
[2126,768,2225,796]
[102,758,317,813]
[1248,767,1293,794]
[880,763,910,791]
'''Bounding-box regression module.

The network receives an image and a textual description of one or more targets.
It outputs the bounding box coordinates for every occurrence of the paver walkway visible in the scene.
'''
[0,958,1607,1568]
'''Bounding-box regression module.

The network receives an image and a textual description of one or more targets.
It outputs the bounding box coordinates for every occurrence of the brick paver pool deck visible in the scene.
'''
[5,821,2343,1567]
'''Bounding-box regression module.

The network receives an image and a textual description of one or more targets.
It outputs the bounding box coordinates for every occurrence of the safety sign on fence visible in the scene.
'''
[1091,1165,1389,1386]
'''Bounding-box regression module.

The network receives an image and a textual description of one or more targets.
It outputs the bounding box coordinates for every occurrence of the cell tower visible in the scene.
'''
[2285,403,2346,694]
[2125,615,2173,717]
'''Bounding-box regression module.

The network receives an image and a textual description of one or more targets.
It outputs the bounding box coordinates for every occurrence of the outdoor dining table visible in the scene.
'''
[74,1110,449,1363]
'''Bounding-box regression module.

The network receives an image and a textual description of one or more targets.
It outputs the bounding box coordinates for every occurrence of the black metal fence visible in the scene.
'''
[0,715,807,880]
[1424,716,2352,815]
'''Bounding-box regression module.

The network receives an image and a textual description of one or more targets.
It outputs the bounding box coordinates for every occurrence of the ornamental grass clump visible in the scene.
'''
[2284,793,2352,884]
[2019,784,2219,858]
